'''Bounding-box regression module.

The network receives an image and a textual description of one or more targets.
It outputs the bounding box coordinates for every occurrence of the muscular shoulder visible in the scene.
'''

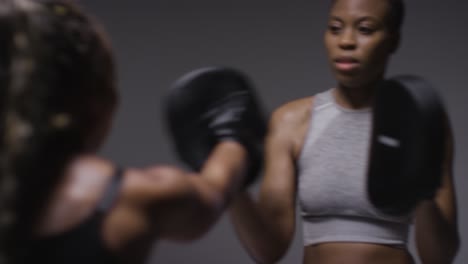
[36,155,115,236]
[268,97,315,157]
[67,155,115,177]
[270,96,314,134]
[58,155,116,204]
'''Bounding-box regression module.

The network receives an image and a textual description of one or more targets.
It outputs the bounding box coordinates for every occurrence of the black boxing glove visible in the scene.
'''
[367,75,446,215]
[165,67,267,187]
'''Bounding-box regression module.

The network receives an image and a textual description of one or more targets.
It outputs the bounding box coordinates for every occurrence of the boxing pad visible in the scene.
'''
[165,67,267,187]
[367,75,446,215]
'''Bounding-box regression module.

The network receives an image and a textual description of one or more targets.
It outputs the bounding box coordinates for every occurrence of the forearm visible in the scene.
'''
[415,200,459,264]
[151,142,247,241]
[164,141,248,239]
[229,192,293,263]
[198,141,248,208]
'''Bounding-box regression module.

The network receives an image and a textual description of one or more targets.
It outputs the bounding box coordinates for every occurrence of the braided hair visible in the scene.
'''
[0,0,117,262]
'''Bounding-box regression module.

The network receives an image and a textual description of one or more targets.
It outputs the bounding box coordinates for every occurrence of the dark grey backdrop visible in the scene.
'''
[81,1,467,263]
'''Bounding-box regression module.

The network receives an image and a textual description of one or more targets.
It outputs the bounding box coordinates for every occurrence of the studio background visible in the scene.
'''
[81,1,467,263]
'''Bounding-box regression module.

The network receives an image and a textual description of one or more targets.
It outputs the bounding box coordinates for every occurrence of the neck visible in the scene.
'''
[334,81,380,109]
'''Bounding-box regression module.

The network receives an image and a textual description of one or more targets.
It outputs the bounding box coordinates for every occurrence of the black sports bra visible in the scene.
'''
[22,167,124,264]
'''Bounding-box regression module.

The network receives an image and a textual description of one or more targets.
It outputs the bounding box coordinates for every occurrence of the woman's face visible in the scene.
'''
[324,0,397,88]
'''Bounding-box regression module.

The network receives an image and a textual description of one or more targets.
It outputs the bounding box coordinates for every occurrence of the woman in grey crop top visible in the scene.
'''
[230,0,460,263]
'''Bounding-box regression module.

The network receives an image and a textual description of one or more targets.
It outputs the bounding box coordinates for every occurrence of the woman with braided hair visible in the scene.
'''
[0,0,266,263]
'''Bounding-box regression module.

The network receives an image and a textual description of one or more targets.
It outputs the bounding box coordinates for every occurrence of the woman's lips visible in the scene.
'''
[334,57,360,72]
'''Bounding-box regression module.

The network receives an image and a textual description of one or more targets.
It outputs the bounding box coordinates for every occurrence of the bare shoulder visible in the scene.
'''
[270,96,314,131]
[36,155,116,236]
[67,155,115,178]
[269,96,315,157]
[57,155,116,204]
[63,156,117,201]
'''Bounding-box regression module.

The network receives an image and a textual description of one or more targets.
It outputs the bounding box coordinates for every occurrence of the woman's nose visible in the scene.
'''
[339,29,356,50]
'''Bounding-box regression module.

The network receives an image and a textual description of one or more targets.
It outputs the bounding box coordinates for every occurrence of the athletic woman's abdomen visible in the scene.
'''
[303,243,415,264]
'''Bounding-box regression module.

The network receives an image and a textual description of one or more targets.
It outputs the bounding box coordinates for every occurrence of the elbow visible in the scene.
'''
[445,226,461,263]
[171,190,225,241]
[169,204,220,242]
[250,250,285,264]
[420,232,461,264]
[186,197,224,240]
[249,236,292,264]
[449,231,461,262]
[254,256,280,264]
[255,251,287,264]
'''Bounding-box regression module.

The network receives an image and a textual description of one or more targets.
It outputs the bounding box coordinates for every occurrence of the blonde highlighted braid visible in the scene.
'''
[0,1,117,263]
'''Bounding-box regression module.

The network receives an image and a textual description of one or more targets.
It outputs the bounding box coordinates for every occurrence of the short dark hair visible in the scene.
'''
[329,0,405,33]
[387,0,405,34]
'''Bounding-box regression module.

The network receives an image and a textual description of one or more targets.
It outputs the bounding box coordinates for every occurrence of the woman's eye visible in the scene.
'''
[328,25,341,34]
[359,26,374,35]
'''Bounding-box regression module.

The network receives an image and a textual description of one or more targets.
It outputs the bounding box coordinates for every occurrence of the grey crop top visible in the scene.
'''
[298,89,412,247]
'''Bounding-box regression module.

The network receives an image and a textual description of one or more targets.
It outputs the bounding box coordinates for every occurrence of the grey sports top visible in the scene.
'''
[298,89,412,247]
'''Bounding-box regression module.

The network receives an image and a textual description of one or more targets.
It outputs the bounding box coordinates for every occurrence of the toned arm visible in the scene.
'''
[107,141,248,250]
[229,98,313,263]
